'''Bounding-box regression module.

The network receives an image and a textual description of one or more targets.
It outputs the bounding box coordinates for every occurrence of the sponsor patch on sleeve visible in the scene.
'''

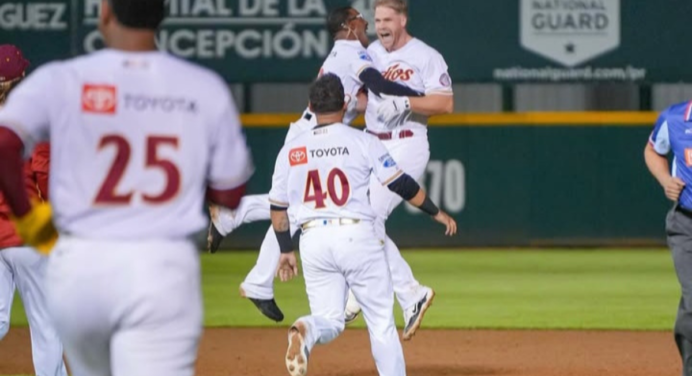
[439,72,452,87]
[378,153,397,168]
[359,51,373,62]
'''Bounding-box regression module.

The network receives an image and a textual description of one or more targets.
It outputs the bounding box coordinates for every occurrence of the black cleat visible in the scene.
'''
[248,297,285,322]
[402,287,435,341]
[207,221,224,254]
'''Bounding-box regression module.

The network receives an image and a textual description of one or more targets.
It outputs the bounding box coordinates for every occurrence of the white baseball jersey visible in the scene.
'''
[0,49,253,240]
[365,38,453,132]
[285,40,373,142]
[269,123,402,224]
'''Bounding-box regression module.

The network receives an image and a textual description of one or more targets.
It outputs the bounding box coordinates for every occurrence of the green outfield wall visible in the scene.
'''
[218,112,670,249]
[3,0,692,83]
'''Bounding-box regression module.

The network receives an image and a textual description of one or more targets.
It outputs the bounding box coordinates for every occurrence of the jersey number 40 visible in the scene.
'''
[304,168,350,209]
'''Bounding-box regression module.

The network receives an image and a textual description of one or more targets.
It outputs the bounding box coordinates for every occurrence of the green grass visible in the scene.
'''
[10,249,681,330]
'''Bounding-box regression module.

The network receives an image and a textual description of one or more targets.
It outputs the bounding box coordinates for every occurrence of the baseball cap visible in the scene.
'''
[0,45,29,83]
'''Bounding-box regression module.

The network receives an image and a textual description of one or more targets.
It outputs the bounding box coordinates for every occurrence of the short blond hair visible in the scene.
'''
[374,0,408,16]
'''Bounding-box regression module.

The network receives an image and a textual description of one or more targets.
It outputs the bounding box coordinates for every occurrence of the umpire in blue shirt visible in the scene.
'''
[645,100,692,375]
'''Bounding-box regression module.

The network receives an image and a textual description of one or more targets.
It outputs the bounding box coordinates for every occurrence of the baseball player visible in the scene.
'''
[645,100,692,375]
[207,6,423,322]
[0,1,253,375]
[0,44,67,376]
[271,74,456,376]
[342,0,455,340]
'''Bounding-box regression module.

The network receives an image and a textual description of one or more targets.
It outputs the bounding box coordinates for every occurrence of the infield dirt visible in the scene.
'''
[0,327,680,375]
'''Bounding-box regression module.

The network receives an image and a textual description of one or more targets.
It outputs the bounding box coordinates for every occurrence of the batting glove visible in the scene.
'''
[10,201,58,255]
[345,94,358,114]
[377,94,411,125]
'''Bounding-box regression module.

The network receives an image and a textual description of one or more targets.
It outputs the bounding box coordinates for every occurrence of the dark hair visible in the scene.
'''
[309,74,345,114]
[326,6,353,38]
[108,0,165,30]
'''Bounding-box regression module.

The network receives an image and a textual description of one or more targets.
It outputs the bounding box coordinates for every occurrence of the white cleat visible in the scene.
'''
[286,322,309,376]
[344,308,360,325]
[344,289,361,325]
[402,287,435,341]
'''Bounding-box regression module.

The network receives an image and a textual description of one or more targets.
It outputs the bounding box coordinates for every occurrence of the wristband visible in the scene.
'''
[275,229,293,254]
[419,196,440,216]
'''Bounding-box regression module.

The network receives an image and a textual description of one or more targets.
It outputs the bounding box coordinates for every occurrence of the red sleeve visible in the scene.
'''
[206,184,247,210]
[22,159,39,201]
[30,143,50,200]
[0,127,31,217]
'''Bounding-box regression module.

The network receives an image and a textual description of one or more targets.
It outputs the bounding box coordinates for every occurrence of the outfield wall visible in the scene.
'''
[220,112,670,249]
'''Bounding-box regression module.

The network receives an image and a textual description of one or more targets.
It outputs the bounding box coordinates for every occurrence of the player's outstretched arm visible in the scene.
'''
[359,68,423,98]
[271,206,299,281]
[387,172,457,236]
[369,138,456,235]
[408,93,454,116]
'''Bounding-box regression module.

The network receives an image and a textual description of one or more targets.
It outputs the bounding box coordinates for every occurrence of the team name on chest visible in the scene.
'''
[382,63,414,81]
[309,147,350,158]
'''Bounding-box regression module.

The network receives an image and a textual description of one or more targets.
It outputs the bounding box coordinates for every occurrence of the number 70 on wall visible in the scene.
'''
[404,159,466,215]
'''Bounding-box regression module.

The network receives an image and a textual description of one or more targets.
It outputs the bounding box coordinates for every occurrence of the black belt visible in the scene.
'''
[676,203,692,217]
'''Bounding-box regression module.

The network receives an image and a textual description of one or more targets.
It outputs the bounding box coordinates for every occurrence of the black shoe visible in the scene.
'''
[248,297,285,322]
[207,221,224,254]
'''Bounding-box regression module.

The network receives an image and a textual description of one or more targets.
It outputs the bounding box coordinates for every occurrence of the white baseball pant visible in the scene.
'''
[211,194,298,300]
[45,237,203,376]
[0,246,67,376]
[213,194,271,236]
[294,221,405,376]
[367,133,431,311]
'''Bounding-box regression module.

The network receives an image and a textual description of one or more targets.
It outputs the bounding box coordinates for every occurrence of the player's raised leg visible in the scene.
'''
[208,194,271,252]
[285,227,348,376]
[10,247,68,376]
[240,225,285,322]
[346,137,435,340]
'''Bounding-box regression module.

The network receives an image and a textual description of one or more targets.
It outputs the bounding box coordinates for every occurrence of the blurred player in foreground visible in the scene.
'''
[270,74,456,376]
[0,1,253,375]
[0,44,67,376]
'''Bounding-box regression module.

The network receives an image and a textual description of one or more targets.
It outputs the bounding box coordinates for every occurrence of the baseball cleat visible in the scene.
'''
[344,308,360,325]
[206,204,226,253]
[206,220,224,254]
[240,287,284,322]
[402,287,435,341]
[344,289,361,325]
[286,322,310,376]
